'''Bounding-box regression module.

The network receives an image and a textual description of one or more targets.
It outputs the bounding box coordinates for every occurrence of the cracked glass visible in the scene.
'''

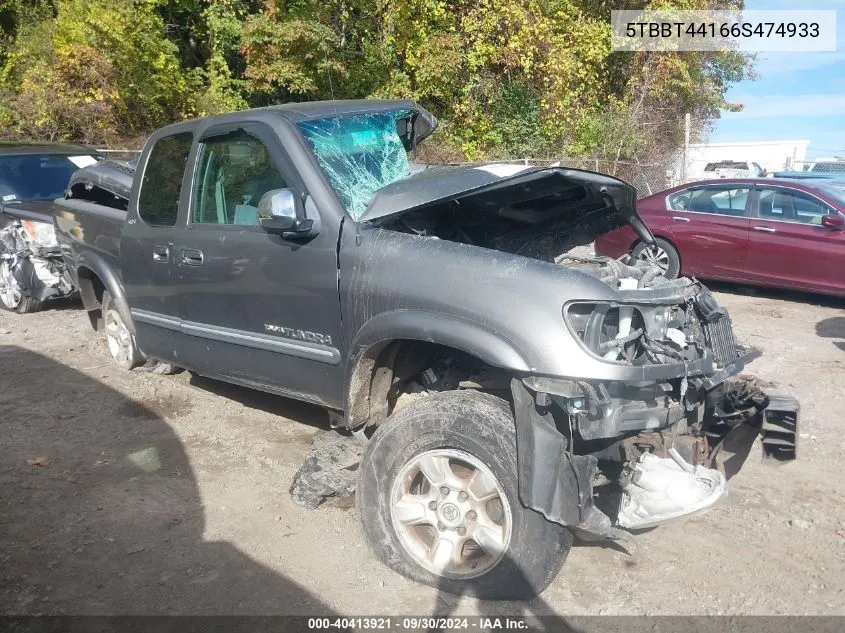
[298,111,411,220]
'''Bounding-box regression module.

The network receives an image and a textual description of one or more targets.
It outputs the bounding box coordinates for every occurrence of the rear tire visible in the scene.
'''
[357,391,572,600]
[102,290,144,370]
[631,237,681,279]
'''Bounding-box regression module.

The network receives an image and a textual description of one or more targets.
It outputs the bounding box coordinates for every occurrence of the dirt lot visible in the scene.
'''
[1,283,844,617]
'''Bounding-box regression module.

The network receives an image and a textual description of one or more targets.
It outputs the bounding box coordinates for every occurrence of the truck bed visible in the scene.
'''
[53,197,126,284]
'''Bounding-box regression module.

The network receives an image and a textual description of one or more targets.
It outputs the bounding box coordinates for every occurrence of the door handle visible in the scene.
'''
[671,216,690,222]
[180,248,204,266]
[753,226,776,233]
[152,245,169,262]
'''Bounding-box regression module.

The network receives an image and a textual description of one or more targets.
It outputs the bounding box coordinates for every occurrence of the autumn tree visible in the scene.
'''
[0,0,753,161]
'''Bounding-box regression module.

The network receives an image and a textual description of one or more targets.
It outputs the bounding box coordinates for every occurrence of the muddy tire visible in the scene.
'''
[357,390,572,600]
[631,238,681,279]
[102,290,144,370]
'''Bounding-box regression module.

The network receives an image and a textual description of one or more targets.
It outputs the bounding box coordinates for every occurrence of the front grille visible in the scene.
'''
[694,292,738,366]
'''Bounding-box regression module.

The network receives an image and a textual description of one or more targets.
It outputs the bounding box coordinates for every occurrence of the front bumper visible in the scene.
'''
[511,370,798,539]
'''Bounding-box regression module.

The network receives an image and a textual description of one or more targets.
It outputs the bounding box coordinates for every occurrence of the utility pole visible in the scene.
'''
[682,113,691,183]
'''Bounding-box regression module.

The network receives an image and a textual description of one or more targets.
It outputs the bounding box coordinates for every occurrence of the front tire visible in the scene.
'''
[631,237,681,279]
[357,391,572,599]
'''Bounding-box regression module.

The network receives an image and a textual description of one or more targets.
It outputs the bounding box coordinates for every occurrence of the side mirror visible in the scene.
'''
[821,214,845,229]
[257,189,313,235]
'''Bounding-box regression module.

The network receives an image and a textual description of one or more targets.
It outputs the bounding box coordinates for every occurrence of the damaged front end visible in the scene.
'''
[514,275,798,537]
[351,158,798,539]
[0,216,74,311]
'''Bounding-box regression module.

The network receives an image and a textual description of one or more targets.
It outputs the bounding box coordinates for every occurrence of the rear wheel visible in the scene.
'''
[0,260,42,313]
[631,238,681,279]
[357,391,572,599]
[101,290,182,374]
[102,290,143,370]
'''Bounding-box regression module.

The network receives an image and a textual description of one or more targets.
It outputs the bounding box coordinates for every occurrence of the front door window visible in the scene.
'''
[192,130,287,227]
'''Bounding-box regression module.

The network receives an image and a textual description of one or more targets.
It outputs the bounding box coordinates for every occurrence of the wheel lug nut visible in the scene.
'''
[437,522,446,531]
[428,501,437,510]
[440,486,450,496]
[457,527,466,536]
[457,491,468,502]
[467,510,477,521]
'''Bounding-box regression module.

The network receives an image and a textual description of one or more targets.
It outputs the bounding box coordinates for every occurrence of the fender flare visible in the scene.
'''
[344,310,531,426]
[75,251,134,334]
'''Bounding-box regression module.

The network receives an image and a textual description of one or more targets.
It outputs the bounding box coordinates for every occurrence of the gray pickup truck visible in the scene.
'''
[53,100,797,599]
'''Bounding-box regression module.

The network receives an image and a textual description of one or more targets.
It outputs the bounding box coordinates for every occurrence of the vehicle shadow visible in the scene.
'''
[185,372,332,428]
[428,553,578,632]
[703,280,845,308]
[38,295,85,312]
[0,345,344,620]
[816,316,845,353]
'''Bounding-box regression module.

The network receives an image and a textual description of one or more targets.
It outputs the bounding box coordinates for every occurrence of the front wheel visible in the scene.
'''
[631,237,681,279]
[357,391,572,600]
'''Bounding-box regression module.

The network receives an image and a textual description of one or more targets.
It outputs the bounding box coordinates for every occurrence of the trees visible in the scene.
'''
[1,0,188,143]
[0,0,753,160]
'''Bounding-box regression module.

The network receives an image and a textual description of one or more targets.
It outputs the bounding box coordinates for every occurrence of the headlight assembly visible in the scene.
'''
[21,220,58,248]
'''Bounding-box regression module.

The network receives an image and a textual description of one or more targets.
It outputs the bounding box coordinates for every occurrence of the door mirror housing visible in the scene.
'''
[257,188,314,236]
[821,214,845,229]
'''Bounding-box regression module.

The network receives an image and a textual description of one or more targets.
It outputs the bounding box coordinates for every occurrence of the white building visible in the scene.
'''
[682,139,810,182]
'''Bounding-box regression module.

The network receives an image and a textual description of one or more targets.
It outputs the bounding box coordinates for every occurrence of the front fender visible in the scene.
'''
[350,310,531,373]
[343,310,531,427]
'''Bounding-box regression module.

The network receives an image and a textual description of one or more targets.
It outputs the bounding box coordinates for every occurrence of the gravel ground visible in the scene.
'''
[1,283,844,617]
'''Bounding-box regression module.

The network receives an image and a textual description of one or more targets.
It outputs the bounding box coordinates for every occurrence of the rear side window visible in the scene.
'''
[138,133,193,226]
[669,186,749,216]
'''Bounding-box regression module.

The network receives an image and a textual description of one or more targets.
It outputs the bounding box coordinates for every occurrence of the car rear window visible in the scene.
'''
[138,133,193,226]
[0,154,97,203]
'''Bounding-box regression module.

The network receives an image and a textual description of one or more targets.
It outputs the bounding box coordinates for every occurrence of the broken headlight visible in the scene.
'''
[565,302,650,363]
[21,220,58,249]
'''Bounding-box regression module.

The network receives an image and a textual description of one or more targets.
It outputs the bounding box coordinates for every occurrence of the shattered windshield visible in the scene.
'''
[297,111,412,220]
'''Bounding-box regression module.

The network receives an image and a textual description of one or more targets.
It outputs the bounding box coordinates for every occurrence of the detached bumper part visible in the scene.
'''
[761,393,799,462]
[617,448,726,529]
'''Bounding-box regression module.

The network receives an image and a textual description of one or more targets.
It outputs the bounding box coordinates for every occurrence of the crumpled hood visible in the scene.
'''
[359,163,655,245]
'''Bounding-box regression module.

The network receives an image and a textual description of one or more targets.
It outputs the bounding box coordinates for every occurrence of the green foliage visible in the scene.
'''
[0,0,754,160]
[1,0,189,142]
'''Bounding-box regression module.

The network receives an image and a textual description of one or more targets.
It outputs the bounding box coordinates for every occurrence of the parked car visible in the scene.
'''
[0,143,99,312]
[701,160,765,179]
[53,101,796,598]
[771,157,845,180]
[596,178,845,297]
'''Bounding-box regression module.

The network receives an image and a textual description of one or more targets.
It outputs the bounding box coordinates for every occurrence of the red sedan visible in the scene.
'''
[595,178,845,297]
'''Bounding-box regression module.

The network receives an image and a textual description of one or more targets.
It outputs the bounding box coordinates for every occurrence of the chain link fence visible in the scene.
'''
[95,148,142,161]
[95,150,678,199]
[787,159,845,174]
[440,157,678,199]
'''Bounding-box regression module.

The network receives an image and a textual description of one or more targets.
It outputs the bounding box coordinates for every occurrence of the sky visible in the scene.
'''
[711,0,845,159]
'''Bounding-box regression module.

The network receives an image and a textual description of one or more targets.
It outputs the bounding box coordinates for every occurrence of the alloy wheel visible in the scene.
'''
[389,448,512,579]
[104,306,134,366]
[637,245,670,272]
[0,261,22,309]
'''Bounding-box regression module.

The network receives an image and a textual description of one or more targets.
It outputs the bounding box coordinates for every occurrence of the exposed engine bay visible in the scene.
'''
[367,166,798,534]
